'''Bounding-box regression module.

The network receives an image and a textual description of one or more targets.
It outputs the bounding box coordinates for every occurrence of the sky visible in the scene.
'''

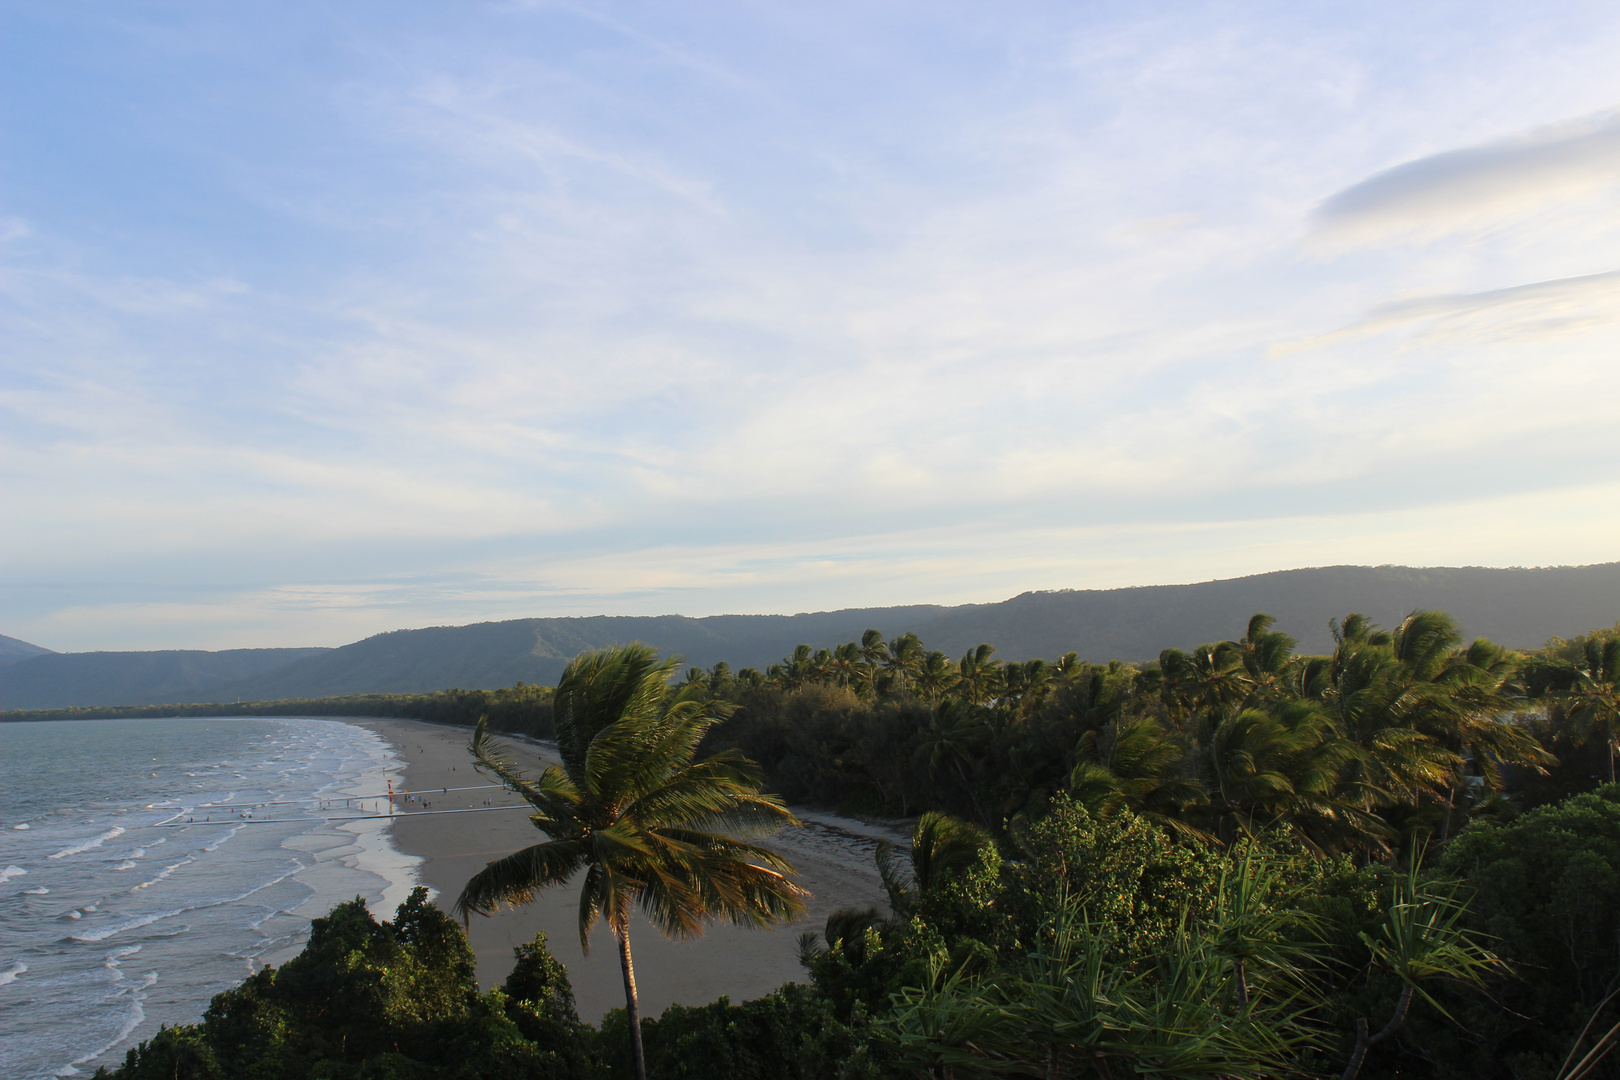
[4,1,1620,652]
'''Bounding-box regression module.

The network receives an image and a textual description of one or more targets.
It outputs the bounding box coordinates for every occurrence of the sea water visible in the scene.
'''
[0,717,422,1079]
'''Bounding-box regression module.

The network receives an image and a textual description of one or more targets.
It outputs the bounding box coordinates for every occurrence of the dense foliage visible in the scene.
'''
[91,612,1620,1079]
[691,613,1617,855]
[97,888,584,1079]
[101,787,1620,1079]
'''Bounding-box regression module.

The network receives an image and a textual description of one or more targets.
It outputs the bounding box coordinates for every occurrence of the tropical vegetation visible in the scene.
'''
[96,611,1620,1079]
[455,644,806,1080]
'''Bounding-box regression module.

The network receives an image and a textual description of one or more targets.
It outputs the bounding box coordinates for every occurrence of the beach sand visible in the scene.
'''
[346,718,902,1023]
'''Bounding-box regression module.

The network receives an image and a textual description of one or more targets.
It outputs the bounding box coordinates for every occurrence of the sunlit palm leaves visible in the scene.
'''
[1070,716,1207,837]
[1204,703,1384,852]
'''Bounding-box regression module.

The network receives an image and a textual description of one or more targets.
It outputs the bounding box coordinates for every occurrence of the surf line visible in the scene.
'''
[152,805,532,826]
[191,783,507,810]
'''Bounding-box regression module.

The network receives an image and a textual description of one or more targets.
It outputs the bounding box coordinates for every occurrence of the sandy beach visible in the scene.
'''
[344,717,902,1023]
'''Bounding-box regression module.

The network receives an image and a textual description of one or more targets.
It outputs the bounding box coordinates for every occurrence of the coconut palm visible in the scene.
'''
[956,643,1002,706]
[827,641,863,690]
[915,649,960,708]
[918,700,991,823]
[771,643,816,690]
[860,628,889,698]
[1567,636,1620,783]
[1239,613,1297,695]
[1204,703,1383,852]
[1160,643,1251,725]
[454,644,806,1080]
[1069,716,1207,836]
[1307,615,1464,818]
[884,632,923,696]
[875,811,994,918]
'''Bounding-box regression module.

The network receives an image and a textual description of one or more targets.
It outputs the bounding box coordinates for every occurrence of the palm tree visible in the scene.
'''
[860,629,889,698]
[875,811,994,917]
[1238,613,1297,695]
[915,650,959,708]
[1567,636,1620,784]
[1307,614,1464,822]
[454,644,806,1080]
[918,701,990,823]
[956,643,1001,706]
[1203,703,1383,852]
[772,643,816,690]
[884,632,923,696]
[827,641,862,690]
[1068,716,1206,836]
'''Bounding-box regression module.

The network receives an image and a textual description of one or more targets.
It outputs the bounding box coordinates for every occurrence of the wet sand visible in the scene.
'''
[345,718,903,1023]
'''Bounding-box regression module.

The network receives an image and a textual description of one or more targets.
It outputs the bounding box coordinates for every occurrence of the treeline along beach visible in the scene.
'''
[31,606,1620,1078]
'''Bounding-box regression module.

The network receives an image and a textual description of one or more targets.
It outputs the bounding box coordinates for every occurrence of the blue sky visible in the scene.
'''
[4,2,1620,651]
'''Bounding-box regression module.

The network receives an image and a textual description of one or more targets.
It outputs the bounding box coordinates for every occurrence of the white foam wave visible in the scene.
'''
[202,826,242,852]
[131,858,191,891]
[0,961,26,985]
[105,946,143,968]
[0,864,26,882]
[48,826,126,860]
[69,909,182,943]
[112,861,137,871]
[11,822,29,829]
[23,886,49,894]
[61,980,150,1074]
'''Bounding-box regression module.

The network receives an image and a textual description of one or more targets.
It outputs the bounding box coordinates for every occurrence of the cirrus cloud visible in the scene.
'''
[1311,111,1620,248]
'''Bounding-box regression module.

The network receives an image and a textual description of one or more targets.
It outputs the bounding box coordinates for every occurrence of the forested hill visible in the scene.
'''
[0,648,331,710]
[901,563,1620,661]
[4,562,1619,709]
[0,633,55,665]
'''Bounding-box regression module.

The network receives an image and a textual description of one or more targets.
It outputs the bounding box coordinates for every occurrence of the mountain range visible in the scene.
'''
[4,562,1619,711]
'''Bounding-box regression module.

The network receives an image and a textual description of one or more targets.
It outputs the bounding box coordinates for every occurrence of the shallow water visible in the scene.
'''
[0,717,420,1079]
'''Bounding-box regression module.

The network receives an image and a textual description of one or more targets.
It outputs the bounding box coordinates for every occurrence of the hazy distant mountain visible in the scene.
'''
[897,563,1620,662]
[211,607,947,701]
[4,563,1619,710]
[0,634,54,667]
[0,648,329,710]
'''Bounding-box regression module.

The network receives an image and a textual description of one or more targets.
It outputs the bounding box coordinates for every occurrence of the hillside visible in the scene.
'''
[898,563,1620,662]
[210,607,947,700]
[0,633,54,666]
[0,648,330,710]
[4,562,1619,710]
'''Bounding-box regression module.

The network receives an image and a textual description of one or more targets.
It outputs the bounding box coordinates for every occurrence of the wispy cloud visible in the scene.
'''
[1271,269,1620,354]
[1311,111,1620,248]
[6,3,1620,648]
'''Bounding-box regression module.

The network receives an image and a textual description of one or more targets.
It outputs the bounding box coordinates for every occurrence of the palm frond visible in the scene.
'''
[468,718,583,826]
[454,838,586,924]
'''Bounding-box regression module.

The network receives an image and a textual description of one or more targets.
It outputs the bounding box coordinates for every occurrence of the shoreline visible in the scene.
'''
[340,717,901,1023]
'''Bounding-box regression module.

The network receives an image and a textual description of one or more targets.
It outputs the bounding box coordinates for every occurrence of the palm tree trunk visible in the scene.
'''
[616,918,648,1080]
[1341,982,1413,1080]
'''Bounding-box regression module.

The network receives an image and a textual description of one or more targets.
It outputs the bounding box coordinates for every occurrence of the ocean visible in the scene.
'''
[0,716,421,1079]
